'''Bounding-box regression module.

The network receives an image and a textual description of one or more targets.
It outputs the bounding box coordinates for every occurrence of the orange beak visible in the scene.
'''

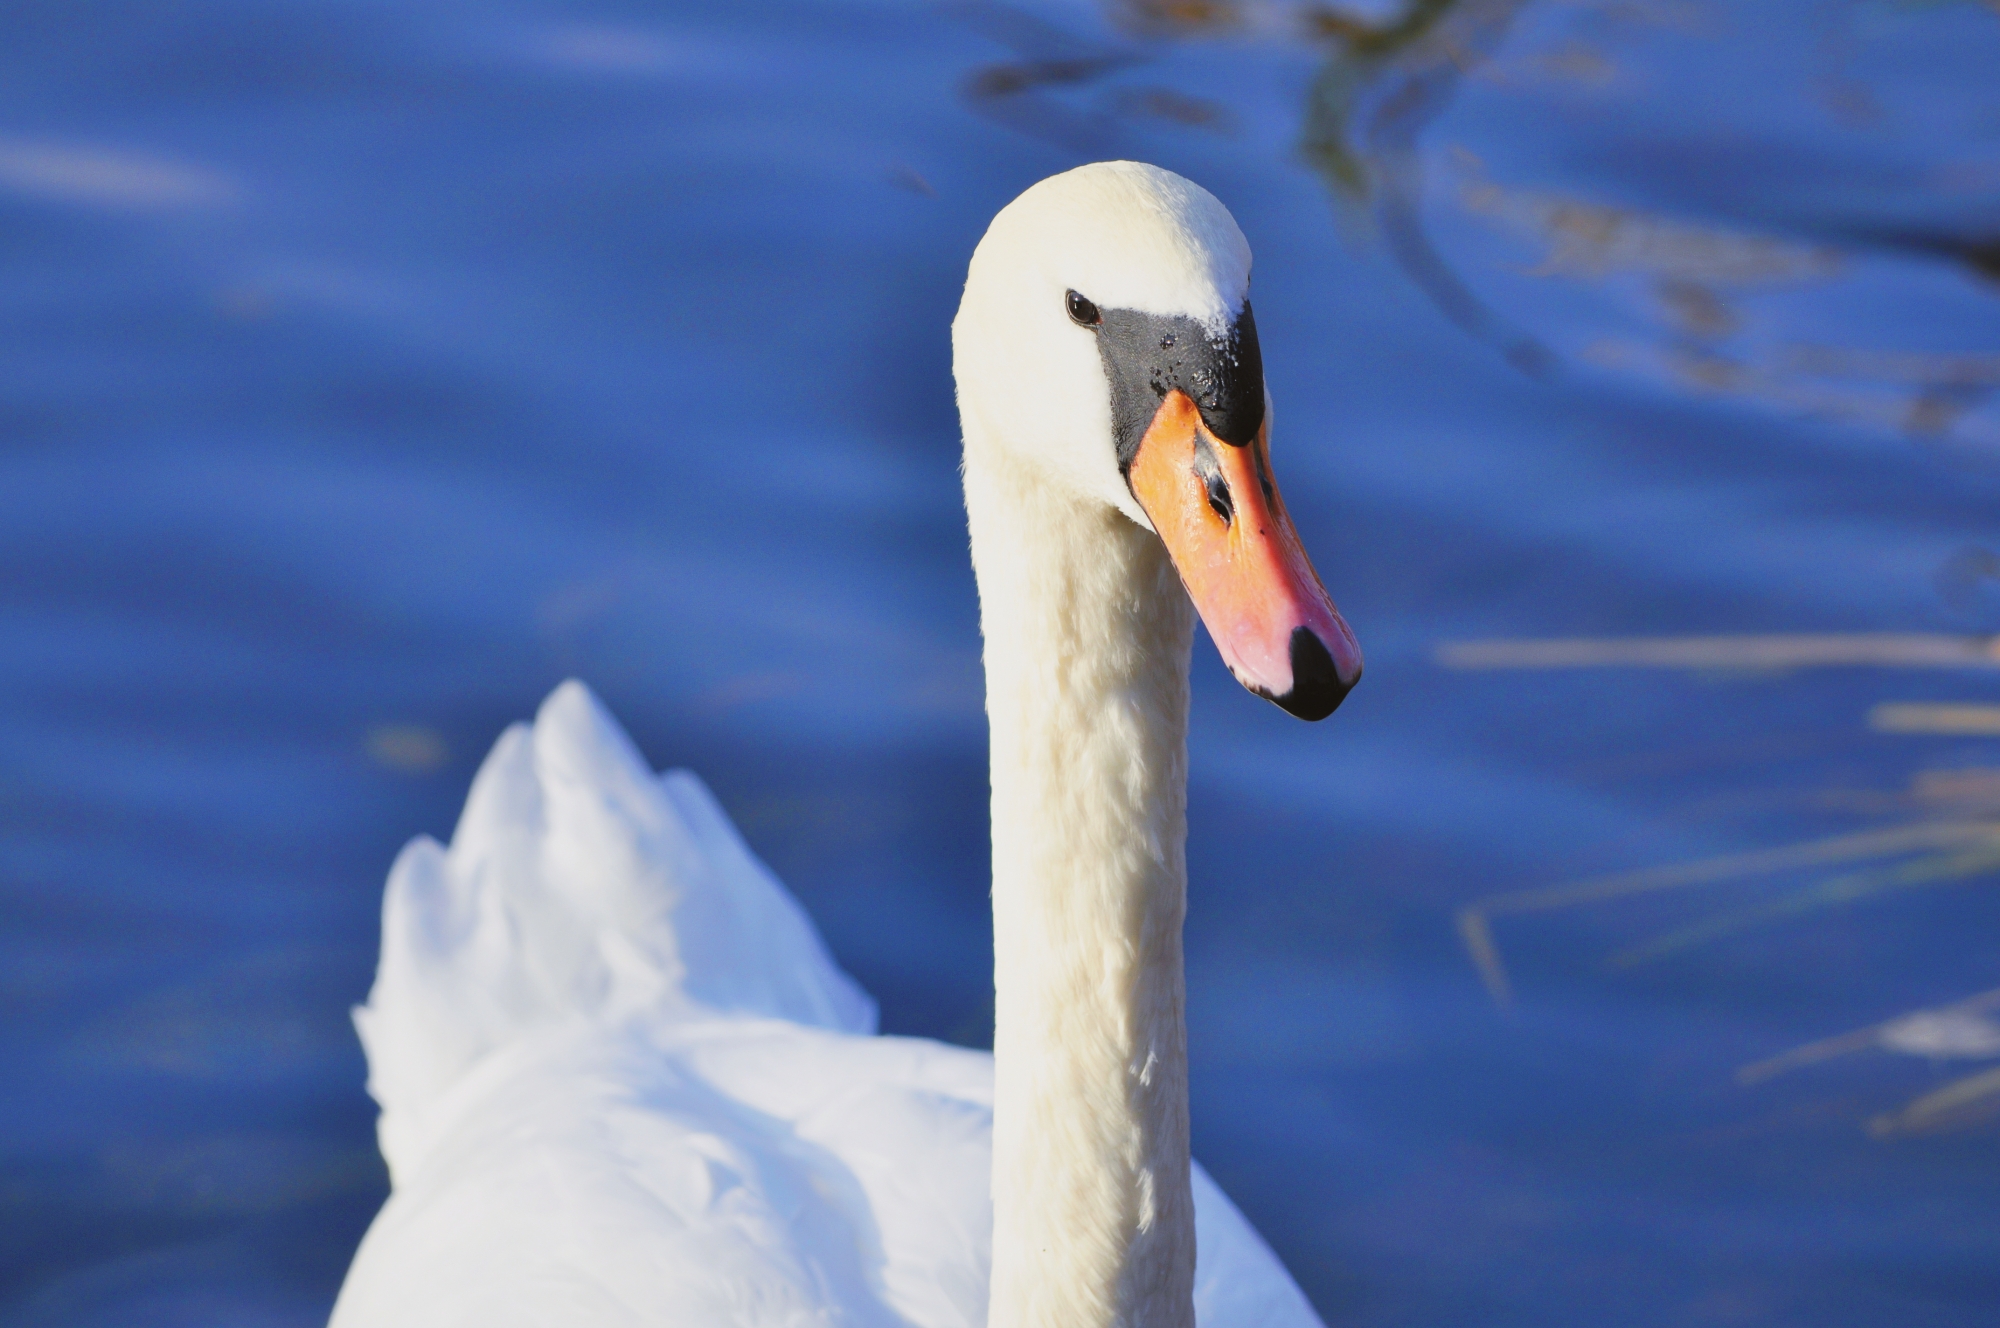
[1128,390,1361,719]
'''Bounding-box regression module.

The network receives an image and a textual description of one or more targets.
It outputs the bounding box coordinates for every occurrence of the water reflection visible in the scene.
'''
[1459,776,2000,1130]
[1742,982,2000,1136]
[0,137,241,210]
[1439,633,2000,669]
[971,0,2000,443]
[1299,0,1552,368]
[1445,623,2000,1132]
[1274,0,1999,449]
[955,3,1140,152]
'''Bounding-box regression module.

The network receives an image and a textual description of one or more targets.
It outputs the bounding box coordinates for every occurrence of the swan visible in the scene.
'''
[329,161,1362,1328]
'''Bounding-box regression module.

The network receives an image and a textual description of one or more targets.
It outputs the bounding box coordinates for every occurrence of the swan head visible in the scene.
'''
[953,161,1362,720]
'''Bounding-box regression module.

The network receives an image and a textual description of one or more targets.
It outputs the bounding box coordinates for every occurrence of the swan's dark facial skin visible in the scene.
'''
[1068,291,1362,721]
[1073,298,1268,475]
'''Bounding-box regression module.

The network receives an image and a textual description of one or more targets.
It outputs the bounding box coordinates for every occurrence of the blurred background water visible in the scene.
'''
[4,0,2000,1323]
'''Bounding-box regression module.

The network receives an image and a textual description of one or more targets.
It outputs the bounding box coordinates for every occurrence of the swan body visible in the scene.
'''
[333,162,1358,1328]
[328,682,1322,1328]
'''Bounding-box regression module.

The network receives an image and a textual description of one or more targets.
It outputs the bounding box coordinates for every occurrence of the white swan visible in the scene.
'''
[330,161,1361,1328]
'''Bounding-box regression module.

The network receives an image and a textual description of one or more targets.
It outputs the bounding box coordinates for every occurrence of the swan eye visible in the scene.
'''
[1065,290,1102,327]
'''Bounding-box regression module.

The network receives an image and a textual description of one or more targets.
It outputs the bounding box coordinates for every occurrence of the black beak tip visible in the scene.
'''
[1273,627,1356,721]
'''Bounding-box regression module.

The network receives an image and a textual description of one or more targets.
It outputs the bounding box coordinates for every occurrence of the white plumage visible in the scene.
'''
[335,161,1348,1327]
[329,680,1322,1328]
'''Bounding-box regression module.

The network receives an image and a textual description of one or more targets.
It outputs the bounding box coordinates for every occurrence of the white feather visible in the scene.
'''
[330,683,1319,1328]
[333,161,1322,1328]
[953,161,1251,531]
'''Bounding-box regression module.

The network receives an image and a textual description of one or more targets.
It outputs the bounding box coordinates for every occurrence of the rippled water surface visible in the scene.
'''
[6,1,2000,1324]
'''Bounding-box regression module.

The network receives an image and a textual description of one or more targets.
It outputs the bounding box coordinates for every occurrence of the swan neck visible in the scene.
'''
[967,437,1197,1328]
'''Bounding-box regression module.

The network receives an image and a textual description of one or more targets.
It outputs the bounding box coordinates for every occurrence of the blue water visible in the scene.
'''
[5,1,2000,1323]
